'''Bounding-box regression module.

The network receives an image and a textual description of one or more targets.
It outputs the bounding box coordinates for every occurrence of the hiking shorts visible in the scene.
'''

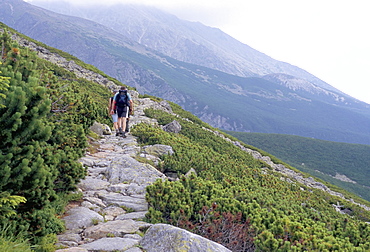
[111,113,118,123]
[116,106,129,118]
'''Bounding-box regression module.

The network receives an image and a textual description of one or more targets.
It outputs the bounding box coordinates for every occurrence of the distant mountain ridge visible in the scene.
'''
[2,0,370,145]
[29,0,341,93]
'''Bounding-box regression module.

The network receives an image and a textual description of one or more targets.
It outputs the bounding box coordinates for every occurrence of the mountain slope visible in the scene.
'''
[226,131,370,202]
[2,0,370,146]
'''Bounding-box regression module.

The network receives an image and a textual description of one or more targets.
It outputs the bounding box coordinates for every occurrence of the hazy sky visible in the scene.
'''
[27,0,370,104]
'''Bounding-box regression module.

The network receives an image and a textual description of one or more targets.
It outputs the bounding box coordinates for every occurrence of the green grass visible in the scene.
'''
[0,225,32,252]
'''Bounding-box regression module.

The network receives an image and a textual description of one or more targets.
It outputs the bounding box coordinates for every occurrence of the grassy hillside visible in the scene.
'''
[226,131,370,202]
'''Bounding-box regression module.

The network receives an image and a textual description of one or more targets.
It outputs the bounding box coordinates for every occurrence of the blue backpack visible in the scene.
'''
[115,90,129,107]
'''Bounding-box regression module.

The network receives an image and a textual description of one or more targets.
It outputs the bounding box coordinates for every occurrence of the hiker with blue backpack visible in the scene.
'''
[110,86,133,138]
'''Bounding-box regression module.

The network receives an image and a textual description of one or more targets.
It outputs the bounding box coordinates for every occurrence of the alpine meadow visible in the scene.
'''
[1,0,370,251]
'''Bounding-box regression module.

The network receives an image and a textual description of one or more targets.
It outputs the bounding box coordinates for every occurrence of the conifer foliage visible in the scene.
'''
[0,29,107,247]
[134,108,370,251]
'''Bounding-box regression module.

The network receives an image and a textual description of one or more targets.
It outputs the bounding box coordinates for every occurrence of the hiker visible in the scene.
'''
[108,90,119,133]
[110,86,133,137]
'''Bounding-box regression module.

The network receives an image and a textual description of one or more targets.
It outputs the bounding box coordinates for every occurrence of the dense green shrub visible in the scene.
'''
[133,108,370,251]
[0,29,110,248]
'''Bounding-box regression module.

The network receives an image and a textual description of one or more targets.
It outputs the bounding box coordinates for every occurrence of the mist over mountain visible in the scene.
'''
[26,0,342,92]
[2,0,370,145]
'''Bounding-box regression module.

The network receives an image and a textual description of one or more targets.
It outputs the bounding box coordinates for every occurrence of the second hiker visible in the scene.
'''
[108,90,119,133]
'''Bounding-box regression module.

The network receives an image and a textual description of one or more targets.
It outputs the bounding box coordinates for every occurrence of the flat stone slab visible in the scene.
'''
[106,155,164,186]
[78,178,110,191]
[96,191,148,211]
[83,219,139,239]
[80,237,139,251]
[55,248,88,252]
[116,211,147,221]
[63,207,104,230]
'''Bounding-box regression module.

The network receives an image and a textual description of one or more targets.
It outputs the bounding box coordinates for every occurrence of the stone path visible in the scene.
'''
[55,97,166,252]
[55,97,232,252]
[55,131,164,252]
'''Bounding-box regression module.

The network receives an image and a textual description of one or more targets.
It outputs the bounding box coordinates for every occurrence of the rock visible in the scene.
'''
[80,237,139,252]
[78,156,99,167]
[63,207,104,230]
[162,120,181,133]
[159,100,173,113]
[83,220,139,239]
[185,168,197,177]
[82,196,106,208]
[116,211,147,221]
[125,183,147,195]
[139,153,161,166]
[95,191,148,212]
[140,224,232,252]
[142,144,174,157]
[101,205,126,218]
[80,201,101,212]
[124,233,142,240]
[106,155,165,186]
[56,232,83,248]
[164,171,178,181]
[89,121,112,136]
[125,247,143,252]
[55,248,88,252]
[78,178,110,191]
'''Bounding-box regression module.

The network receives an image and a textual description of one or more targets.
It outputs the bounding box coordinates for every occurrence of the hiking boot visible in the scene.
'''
[121,132,127,138]
[115,130,120,136]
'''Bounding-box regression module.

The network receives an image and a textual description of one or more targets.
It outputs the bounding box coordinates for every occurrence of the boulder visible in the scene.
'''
[140,224,232,252]
[116,211,147,221]
[162,120,181,133]
[185,168,197,177]
[89,121,112,135]
[142,144,174,157]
